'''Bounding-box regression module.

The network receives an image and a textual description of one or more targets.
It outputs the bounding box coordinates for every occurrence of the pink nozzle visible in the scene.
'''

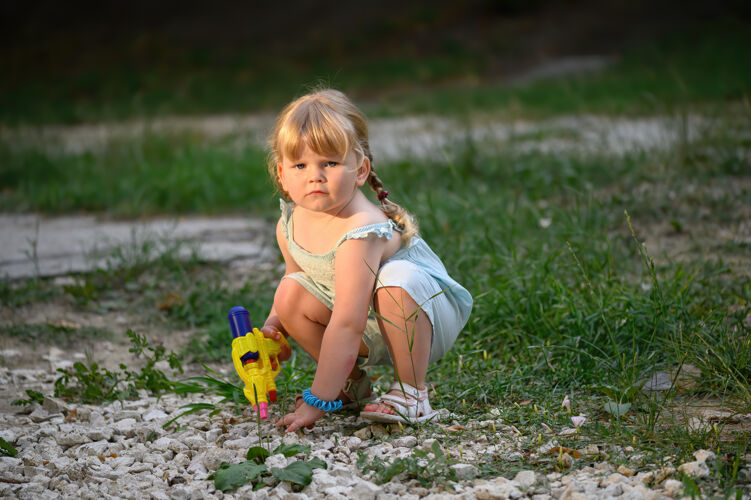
[259,402,268,419]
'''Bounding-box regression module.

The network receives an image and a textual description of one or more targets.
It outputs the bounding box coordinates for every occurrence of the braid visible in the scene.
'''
[367,169,418,243]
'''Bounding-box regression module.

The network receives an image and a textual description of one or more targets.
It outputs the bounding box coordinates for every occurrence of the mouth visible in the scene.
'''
[307,190,327,196]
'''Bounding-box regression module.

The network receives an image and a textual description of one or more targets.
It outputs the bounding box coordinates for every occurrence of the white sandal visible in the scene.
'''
[360,381,438,424]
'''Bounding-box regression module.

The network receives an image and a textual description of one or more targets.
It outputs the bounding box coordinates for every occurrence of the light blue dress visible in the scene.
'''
[280,200,472,367]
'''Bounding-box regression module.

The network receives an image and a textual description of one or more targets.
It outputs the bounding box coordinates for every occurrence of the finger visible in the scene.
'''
[271,360,278,370]
[275,414,289,427]
[286,420,301,433]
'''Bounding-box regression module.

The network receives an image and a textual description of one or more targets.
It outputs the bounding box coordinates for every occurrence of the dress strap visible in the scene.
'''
[279,199,294,242]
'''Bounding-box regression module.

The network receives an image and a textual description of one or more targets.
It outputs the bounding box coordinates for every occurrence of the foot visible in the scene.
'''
[362,387,412,416]
[361,382,435,423]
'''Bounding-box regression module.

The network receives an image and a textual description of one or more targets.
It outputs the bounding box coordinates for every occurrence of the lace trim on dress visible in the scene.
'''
[345,220,400,241]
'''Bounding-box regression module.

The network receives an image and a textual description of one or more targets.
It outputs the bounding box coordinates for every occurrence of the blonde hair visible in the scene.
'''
[268,88,418,242]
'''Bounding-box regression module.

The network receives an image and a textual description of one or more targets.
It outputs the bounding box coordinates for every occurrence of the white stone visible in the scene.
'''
[86,426,113,441]
[42,396,71,414]
[693,449,716,464]
[394,436,418,448]
[28,407,53,423]
[341,436,362,451]
[223,436,255,450]
[678,460,709,478]
[55,431,90,447]
[662,479,683,496]
[201,448,236,471]
[451,463,478,480]
[114,417,138,436]
[513,470,536,488]
[143,409,168,421]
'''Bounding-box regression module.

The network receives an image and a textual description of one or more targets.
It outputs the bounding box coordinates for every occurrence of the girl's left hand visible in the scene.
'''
[276,403,325,433]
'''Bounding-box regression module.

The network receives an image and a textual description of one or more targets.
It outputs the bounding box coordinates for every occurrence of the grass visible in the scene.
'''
[1,21,749,124]
[1,29,750,496]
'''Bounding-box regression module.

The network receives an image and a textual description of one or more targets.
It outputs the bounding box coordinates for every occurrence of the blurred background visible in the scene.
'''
[2,0,750,124]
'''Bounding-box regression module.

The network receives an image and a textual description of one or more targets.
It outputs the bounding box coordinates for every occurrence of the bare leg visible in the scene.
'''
[274,279,369,402]
[363,287,432,415]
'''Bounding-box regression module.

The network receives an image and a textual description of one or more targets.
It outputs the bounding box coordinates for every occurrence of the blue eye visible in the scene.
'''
[326,161,338,167]
[294,163,305,170]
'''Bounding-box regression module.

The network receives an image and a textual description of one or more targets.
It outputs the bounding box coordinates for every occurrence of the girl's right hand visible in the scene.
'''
[261,325,292,369]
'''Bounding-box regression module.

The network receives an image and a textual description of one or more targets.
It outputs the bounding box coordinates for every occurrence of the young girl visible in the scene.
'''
[260,89,472,433]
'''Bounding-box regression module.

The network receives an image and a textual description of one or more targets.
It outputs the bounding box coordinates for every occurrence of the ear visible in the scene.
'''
[355,156,370,186]
[277,162,286,191]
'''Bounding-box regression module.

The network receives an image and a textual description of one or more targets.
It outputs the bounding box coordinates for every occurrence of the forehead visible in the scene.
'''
[282,143,351,162]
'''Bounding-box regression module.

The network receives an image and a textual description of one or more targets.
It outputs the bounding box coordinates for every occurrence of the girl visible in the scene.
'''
[261,89,472,433]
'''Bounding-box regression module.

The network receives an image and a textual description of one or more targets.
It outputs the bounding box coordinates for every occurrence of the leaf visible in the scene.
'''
[271,458,327,486]
[271,461,315,486]
[213,462,266,492]
[273,443,311,458]
[0,437,18,457]
[162,403,217,429]
[246,446,271,464]
[603,400,632,418]
[307,456,327,470]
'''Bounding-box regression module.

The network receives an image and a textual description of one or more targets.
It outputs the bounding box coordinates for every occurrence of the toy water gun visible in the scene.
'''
[228,306,290,419]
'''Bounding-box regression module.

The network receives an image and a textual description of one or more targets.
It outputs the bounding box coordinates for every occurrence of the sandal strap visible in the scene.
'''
[388,381,425,400]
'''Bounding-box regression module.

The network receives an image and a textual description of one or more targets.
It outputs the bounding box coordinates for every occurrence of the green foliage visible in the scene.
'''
[0,438,18,457]
[357,440,457,487]
[52,330,183,404]
[11,389,45,406]
[0,136,274,216]
[1,323,113,346]
[212,443,326,492]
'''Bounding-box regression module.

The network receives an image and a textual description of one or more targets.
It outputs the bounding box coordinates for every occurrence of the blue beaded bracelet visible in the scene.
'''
[302,388,343,412]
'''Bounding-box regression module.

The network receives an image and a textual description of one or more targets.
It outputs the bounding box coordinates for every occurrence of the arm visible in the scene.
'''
[261,218,300,357]
[309,236,385,399]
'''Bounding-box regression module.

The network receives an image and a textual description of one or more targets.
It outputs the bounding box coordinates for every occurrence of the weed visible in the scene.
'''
[357,440,457,487]
[12,389,44,406]
[210,443,326,492]
[52,330,183,404]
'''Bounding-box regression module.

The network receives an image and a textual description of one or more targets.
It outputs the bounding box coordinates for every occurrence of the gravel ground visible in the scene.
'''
[3,365,747,499]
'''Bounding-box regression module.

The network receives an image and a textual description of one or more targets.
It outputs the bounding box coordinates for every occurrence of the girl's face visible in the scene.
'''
[277,143,369,215]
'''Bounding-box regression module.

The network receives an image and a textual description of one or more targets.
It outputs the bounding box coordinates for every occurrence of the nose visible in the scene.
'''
[308,165,326,182]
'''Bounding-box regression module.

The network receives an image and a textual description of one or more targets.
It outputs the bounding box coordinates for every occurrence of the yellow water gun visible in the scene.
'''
[228,306,290,419]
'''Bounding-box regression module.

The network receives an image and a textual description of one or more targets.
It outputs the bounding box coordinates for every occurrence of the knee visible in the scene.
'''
[374,287,411,318]
[273,278,300,323]
[274,278,331,326]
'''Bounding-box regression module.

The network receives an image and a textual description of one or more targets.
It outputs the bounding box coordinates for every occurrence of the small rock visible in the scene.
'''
[394,436,417,448]
[513,470,536,488]
[143,409,168,422]
[340,436,362,451]
[28,407,53,423]
[42,396,71,415]
[87,427,113,441]
[265,453,289,470]
[451,463,478,480]
[693,449,716,464]
[55,431,90,447]
[354,427,373,440]
[617,465,635,477]
[558,453,574,469]
[678,460,709,478]
[201,448,236,471]
[370,424,389,438]
[582,444,599,456]
[662,479,683,496]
